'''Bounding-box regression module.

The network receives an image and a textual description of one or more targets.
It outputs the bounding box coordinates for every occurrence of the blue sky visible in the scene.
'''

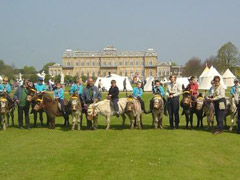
[0,0,240,70]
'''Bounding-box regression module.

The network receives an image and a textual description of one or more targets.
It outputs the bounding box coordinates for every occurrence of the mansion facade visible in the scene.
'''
[49,46,183,80]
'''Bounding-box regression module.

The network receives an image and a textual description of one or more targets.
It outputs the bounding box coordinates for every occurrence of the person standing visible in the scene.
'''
[166,75,182,129]
[98,79,102,92]
[132,81,147,113]
[82,78,101,130]
[123,78,127,92]
[13,80,31,129]
[209,76,226,135]
[108,80,119,117]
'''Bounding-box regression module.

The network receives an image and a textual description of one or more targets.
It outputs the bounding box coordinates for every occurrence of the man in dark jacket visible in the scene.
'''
[13,80,30,129]
[108,80,119,117]
[82,78,101,130]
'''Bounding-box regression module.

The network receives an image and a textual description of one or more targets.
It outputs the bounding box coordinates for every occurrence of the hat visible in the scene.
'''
[38,77,44,81]
[3,77,8,82]
[234,78,239,82]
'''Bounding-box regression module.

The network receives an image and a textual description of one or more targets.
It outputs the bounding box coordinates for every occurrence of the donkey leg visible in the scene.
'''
[121,114,126,127]
[11,111,14,126]
[72,115,75,130]
[229,117,234,132]
[185,114,189,129]
[3,116,6,130]
[40,112,43,127]
[77,114,81,130]
[106,116,110,130]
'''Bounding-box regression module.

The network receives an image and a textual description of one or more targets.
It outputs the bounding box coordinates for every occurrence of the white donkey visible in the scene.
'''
[71,96,82,130]
[87,98,128,130]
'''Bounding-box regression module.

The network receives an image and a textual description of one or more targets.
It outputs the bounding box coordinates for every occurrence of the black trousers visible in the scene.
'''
[213,98,226,131]
[167,96,180,128]
[138,97,146,112]
[18,105,30,128]
[237,102,240,134]
[112,98,119,112]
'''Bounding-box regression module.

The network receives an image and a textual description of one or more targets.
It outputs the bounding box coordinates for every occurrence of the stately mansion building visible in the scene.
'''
[49,46,183,80]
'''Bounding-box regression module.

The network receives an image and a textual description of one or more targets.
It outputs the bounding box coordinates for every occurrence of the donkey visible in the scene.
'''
[71,96,82,130]
[225,97,238,132]
[151,95,164,129]
[0,92,10,130]
[180,91,194,129]
[87,98,128,130]
[202,98,215,131]
[27,88,45,127]
[42,93,70,129]
[125,96,143,130]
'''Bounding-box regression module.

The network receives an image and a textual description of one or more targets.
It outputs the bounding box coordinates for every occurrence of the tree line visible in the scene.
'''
[183,42,240,77]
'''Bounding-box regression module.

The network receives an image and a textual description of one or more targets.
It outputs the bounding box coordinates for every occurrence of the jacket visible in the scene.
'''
[82,85,101,104]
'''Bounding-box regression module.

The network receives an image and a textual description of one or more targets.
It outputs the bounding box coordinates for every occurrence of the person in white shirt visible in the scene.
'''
[209,76,226,135]
[166,75,182,129]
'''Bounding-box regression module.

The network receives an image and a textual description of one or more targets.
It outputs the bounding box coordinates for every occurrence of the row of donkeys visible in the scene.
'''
[0,89,238,131]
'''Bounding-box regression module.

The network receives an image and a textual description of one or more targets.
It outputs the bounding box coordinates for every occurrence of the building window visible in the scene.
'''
[92,61,95,66]
[149,60,152,66]
[162,70,165,76]
[141,70,144,76]
[125,60,128,66]
[136,60,139,66]
[75,61,79,66]
[86,61,90,66]
[92,70,95,77]
[81,60,84,66]
[103,61,106,66]
[158,71,161,77]
[67,61,70,66]
[125,70,128,76]
[141,59,144,65]
[119,61,122,65]
[130,60,133,66]
[119,70,122,76]
[87,70,89,77]
[108,61,111,66]
[149,70,152,76]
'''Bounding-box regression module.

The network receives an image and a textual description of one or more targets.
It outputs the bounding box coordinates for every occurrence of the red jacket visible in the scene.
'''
[186,83,198,97]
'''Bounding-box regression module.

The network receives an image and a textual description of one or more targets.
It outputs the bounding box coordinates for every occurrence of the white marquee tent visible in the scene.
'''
[144,76,154,91]
[176,77,189,88]
[198,66,226,90]
[94,74,133,91]
[222,69,236,87]
[198,65,210,84]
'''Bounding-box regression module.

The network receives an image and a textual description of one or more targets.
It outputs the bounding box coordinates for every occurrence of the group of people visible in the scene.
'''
[1,74,240,134]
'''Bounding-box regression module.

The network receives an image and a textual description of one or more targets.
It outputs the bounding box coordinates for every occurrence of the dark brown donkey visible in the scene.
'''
[42,93,70,129]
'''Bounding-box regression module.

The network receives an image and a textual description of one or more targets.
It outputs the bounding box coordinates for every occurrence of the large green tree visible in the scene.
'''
[0,60,16,80]
[183,57,202,76]
[217,42,239,72]
[41,62,55,74]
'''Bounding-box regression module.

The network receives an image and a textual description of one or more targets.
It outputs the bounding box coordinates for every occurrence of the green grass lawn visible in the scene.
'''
[0,92,240,180]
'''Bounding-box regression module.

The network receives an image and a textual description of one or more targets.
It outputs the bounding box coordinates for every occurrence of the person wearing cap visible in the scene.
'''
[166,75,182,129]
[13,80,31,129]
[230,79,240,101]
[108,80,119,117]
[35,77,46,95]
[70,80,83,98]
[0,77,14,107]
[185,76,198,99]
[209,76,226,135]
[230,78,240,134]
